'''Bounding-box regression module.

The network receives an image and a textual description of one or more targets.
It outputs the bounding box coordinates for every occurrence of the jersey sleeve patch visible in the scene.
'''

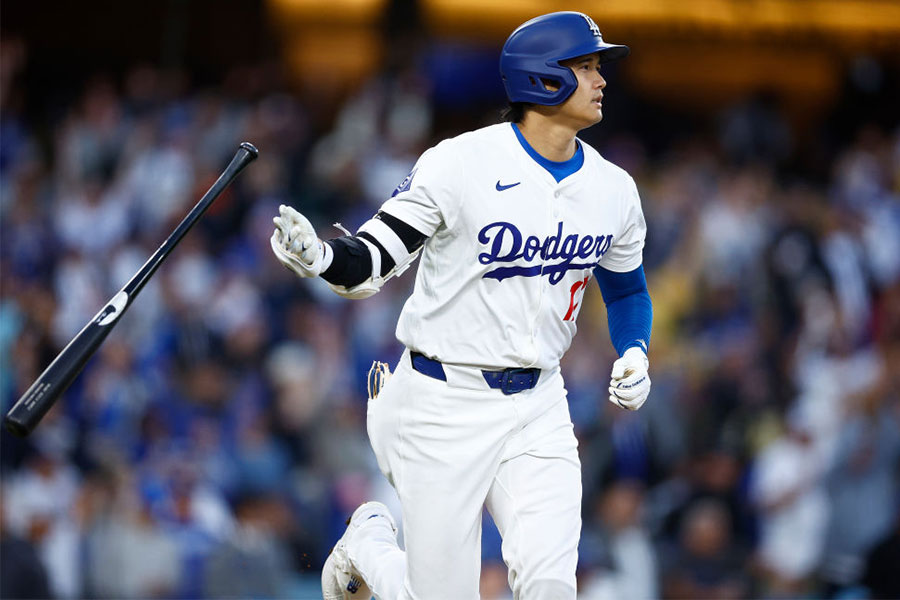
[391,168,417,197]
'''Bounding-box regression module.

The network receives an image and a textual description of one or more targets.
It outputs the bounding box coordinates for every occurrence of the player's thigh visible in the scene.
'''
[486,409,581,599]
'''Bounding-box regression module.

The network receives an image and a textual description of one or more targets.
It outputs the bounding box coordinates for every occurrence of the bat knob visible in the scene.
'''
[239,142,259,158]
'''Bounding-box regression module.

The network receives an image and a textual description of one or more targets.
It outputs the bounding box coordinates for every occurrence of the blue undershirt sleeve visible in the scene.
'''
[593,264,653,357]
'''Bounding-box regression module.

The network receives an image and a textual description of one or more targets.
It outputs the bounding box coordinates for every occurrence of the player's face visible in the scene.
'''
[557,53,607,128]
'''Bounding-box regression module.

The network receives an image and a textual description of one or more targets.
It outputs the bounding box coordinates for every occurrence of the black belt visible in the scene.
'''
[410,351,540,395]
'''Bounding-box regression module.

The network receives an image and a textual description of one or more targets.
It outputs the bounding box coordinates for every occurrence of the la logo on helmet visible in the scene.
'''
[581,14,602,38]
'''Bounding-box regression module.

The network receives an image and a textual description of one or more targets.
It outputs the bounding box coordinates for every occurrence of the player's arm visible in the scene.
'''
[595,173,652,411]
[320,211,427,298]
[593,263,653,411]
[594,264,652,357]
[270,204,427,299]
[271,144,454,296]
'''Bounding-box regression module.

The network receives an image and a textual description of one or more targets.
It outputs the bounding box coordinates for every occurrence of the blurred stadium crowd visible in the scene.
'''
[2,35,899,600]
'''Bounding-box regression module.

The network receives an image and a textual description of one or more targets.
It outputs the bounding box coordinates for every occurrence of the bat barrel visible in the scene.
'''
[5,417,28,437]
[4,315,116,436]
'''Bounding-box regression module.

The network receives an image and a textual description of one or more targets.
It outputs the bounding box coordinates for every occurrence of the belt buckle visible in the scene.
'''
[499,368,536,395]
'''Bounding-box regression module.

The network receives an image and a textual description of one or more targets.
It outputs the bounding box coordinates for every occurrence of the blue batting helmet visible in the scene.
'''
[500,12,629,106]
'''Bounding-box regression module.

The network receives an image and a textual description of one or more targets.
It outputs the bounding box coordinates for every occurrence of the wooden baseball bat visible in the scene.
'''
[3,142,259,437]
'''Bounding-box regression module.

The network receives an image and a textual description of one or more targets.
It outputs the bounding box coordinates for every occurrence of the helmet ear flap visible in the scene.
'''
[539,62,579,105]
[528,75,563,94]
[503,61,578,105]
[539,77,560,91]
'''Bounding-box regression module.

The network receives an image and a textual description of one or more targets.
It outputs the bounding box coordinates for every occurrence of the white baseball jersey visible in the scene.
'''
[374,123,646,370]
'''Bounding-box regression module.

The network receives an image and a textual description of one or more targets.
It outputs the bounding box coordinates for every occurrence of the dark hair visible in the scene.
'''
[500,102,529,123]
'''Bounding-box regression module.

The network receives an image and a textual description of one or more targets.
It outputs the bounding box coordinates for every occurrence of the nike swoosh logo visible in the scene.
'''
[495,180,521,191]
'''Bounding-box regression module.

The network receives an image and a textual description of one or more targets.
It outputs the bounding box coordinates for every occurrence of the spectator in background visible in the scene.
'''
[662,499,748,600]
[580,479,658,600]
[52,169,130,259]
[750,405,830,597]
[204,493,293,599]
[84,470,180,599]
[820,391,900,594]
[718,91,792,166]
[660,446,753,561]
[0,489,51,600]
[820,332,900,596]
[2,444,83,599]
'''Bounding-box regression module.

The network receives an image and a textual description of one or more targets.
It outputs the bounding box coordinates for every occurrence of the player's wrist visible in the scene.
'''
[621,345,648,366]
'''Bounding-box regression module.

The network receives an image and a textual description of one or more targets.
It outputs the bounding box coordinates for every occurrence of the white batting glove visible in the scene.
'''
[270,204,326,278]
[608,347,651,411]
[367,361,392,400]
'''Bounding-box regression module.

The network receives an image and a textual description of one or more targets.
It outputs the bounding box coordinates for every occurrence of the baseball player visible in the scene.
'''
[271,11,652,600]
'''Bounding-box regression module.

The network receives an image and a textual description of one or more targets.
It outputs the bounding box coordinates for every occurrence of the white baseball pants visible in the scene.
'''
[351,349,582,600]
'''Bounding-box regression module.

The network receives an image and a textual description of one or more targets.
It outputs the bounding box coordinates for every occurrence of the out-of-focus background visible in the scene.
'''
[1,0,898,598]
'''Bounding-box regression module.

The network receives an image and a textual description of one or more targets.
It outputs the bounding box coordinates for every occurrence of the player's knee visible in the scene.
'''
[516,577,576,600]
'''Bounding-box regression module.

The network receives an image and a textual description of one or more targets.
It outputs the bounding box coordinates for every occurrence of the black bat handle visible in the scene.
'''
[125,142,259,298]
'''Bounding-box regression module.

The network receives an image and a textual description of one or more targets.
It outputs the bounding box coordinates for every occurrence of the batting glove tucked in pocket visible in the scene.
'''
[608,347,651,411]
[367,361,392,400]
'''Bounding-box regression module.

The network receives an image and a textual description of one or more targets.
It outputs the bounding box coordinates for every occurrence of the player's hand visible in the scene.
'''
[367,361,392,400]
[270,204,325,278]
[608,347,650,411]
